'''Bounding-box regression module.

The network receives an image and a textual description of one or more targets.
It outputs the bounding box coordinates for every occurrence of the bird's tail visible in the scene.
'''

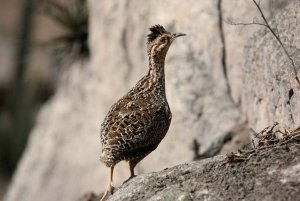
[99,152,107,163]
[100,150,115,167]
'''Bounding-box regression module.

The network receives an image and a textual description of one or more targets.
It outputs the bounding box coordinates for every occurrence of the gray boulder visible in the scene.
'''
[222,0,293,103]
[82,137,300,201]
[242,1,300,131]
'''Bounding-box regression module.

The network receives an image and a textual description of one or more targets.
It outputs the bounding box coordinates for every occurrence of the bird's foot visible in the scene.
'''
[122,175,136,185]
[109,183,115,194]
[100,183,114,201]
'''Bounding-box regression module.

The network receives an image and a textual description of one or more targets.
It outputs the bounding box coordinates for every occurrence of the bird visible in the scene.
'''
[99,24,186,200]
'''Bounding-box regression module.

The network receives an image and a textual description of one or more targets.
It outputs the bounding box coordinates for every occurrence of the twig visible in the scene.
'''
[225,123,300,164]
[251,0,297,80]
[226,0,300,85]
[279,133,300,146]
[251,139,256,149]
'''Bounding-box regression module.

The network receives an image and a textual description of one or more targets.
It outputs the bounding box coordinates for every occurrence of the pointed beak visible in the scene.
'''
[172,33,187,39]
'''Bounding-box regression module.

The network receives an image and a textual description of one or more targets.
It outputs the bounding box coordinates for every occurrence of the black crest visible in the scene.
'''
[147,24,168,43]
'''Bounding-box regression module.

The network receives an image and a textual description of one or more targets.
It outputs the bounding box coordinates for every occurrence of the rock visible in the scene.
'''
[5,62,106,201]
[84,138,300,201]
[4,0,300,201]
[242,1,300,131]
[78,192,98,201]
[148,187,193,201]
[222,0,293,104]
[219,122,251,154]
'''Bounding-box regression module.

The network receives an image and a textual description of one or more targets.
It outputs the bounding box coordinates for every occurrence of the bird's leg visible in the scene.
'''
[129,159,139,178]
[123,156,145,184]
[108,165,115,193]
[100,166,115,201]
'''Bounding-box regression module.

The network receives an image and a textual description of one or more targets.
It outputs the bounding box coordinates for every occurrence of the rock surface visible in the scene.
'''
[4,0,300,201]
[82,137,300,201]
[242,1,300,132]
[222,0,293,104]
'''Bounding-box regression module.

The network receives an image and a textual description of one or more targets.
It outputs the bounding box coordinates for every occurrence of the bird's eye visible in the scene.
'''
[161,38,168,44]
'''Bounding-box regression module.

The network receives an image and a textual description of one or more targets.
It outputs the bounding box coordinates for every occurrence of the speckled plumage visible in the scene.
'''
[100,25,173,167]
[100,87,172,167]
[99,25,185,200]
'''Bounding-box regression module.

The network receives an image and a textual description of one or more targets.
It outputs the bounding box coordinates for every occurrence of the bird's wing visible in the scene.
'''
[100,96,171,159]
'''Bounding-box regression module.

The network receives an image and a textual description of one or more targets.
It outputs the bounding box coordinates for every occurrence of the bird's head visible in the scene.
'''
[147,25,186,59]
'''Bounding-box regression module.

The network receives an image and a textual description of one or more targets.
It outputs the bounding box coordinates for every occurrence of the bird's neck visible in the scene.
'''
[148,53,166,87]
[128,53,167,98]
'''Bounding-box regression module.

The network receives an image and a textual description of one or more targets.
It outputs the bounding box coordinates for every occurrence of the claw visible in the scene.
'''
[122,175,136,185]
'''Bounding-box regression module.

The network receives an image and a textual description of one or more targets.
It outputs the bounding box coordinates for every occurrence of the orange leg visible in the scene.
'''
[100,166,115,201]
